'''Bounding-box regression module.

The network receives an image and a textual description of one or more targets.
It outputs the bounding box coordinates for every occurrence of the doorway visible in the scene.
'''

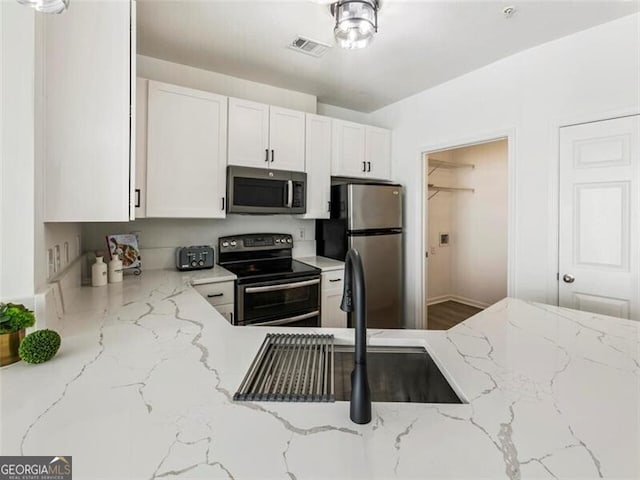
[423,139,509,330]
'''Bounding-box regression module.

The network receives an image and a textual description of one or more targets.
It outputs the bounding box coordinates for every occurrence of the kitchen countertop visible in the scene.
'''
[1,269,638,479]
[296,256,345,272]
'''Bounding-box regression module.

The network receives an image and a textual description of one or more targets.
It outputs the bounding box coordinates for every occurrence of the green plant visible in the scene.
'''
[0,303,36,334]
[18,329,61,364]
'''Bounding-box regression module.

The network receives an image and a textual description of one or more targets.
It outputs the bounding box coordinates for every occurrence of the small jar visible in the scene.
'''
[91,256,108,287]
[108,254,123,283]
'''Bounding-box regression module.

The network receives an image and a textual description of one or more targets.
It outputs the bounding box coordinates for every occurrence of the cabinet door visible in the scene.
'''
[146,81,227,218]
[366,126,392,180]
[42,0,134,222]
[332,120,367,178]
[134,77,148,218]
[299,114,331,219]
[321,270,347,328]
[228,97,270,168]
[215,304,235,324]
[269,106,305,172]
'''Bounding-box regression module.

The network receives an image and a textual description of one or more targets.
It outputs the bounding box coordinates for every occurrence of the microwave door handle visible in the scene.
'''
[252,311,320,327]
[286,180,293,208]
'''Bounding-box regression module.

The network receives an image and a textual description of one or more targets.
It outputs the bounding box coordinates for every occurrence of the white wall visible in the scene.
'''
[450,140,508,307]
[81,216,316,266]
[0,2,35,301]
[138,55,317,113]
[370,13,640,328]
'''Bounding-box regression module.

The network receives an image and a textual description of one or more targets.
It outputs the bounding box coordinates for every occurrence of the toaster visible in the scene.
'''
[175,245,215,271]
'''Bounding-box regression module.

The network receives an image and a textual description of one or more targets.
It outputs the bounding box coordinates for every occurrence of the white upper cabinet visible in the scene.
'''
[228,98,305,171]
[365,126,392,180]
[42,0,135,222]
[146,81,227,218]
[269,106,306,172]
[134,77,148,218]
[332,119,367,177]
[228,98,270,168]
[331,119,391,180]
[299,114,332,219]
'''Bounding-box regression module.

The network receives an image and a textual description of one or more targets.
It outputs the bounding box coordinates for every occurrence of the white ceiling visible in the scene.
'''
[137,1,640,112]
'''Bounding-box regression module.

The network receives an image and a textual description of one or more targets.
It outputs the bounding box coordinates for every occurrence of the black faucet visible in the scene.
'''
[340,249,371,425]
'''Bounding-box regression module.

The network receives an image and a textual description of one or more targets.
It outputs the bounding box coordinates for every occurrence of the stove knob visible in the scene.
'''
[275,238,280,243]
[286,238,292,244]
[230,240,237,247]
[222,241,229,248]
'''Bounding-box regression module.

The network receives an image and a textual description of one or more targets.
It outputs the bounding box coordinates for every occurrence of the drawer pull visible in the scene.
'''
[329,278,342,283]
[207,293,224,298]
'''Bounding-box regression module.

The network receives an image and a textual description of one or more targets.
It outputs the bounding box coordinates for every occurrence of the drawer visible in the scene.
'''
[215,303,234,324]
[193,281,235,306]
[322,270,344,291]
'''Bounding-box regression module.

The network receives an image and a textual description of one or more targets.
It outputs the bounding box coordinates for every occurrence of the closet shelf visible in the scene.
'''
[428,159,475,175]
[427,184,475,200]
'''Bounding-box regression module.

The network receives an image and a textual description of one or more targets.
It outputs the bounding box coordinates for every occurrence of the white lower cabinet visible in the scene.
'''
[193,281,235,323]
[321,269,347,328]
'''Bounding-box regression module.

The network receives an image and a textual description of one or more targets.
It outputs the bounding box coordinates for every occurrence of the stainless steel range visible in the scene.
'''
[218,233,321,327]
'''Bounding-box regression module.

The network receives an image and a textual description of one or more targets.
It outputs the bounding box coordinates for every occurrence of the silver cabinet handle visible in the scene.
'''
[562,274,575,284]
[253,311,319,326]
[245,278,320,293]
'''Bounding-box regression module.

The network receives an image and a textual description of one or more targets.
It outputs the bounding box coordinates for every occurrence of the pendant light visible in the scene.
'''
[16,0,69,14]
[331,0,379,49]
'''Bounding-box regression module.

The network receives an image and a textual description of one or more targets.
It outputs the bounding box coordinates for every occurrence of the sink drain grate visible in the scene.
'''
[234,333,335,402]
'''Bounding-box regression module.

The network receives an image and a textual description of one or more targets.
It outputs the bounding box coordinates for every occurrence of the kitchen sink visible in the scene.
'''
[233,334,464,405]
[333,345,464,404]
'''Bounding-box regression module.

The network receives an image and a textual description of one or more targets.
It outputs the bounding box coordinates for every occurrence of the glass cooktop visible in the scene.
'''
[222,259,320,283]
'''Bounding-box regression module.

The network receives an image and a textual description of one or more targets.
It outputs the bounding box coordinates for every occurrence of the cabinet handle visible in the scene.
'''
[367,161,371,172]
[221,197,225,211]
[230,311,234,323]
[327,201,331,212]
[207,293,224,298]
[329,278,342,283]
[265,149,269,162]
[135,189,141,208]
[271,149,275,163]
[362,161,366,172]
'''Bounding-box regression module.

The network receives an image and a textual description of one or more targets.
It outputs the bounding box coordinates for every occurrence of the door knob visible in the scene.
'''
[562,274,575,284]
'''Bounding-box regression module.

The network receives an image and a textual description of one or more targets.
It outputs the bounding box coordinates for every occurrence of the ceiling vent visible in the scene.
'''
[288,36,331,58]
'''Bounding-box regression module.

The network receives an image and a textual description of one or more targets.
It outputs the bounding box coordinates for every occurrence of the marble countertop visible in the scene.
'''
[296,256,345,272]
[1,269,638,479]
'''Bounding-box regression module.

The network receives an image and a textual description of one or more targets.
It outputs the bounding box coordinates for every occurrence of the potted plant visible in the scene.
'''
[0,303,36,367]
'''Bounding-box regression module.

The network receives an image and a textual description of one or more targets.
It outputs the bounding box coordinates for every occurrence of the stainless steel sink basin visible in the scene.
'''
[333,345,464,404]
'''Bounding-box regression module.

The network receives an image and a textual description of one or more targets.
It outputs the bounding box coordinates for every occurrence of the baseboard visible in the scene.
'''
[426,294,490,310]
[449,295,490,309]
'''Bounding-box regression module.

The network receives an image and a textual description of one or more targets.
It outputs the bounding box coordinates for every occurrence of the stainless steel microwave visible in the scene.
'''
[227,166,306,214]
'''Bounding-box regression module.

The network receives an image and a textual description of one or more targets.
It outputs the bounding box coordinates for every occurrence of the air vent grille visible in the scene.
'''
[288,36,331,58]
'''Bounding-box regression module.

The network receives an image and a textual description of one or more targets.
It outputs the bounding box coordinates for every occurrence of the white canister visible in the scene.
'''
[91,256,108,287]
[108,254,123,283]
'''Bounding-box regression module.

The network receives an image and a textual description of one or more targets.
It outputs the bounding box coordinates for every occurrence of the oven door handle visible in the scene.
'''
[252,311,320,327]
[245,278,320,293]
[286,180,293,208]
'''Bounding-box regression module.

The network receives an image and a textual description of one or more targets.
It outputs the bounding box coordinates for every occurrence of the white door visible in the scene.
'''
[365,126,392,180]
[228,97,270,169]
[331,119,367,178]
[559,115,639,320]
[300,114,331,219]
[269,106,305,172]
[146,81,227,218]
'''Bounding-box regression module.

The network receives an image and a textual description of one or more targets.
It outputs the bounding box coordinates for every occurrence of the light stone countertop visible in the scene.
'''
[296,256,345,272]
[1,269,638,479]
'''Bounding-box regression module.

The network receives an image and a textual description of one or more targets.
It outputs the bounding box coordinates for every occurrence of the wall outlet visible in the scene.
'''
[298,228,306,240]
[64,242,70,265]
[430,246,436,255]
[54,244,61,272]
[47,248,55,277]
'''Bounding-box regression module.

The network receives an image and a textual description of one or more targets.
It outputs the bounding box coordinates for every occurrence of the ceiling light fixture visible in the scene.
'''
[331,0,379,50]
[16,0,69,14]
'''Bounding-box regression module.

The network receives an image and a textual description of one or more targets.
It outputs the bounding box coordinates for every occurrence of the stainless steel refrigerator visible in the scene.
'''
[316,183,403,329]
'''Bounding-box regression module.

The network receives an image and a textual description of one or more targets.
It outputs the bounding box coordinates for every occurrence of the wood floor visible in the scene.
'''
[427,301,483,330]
